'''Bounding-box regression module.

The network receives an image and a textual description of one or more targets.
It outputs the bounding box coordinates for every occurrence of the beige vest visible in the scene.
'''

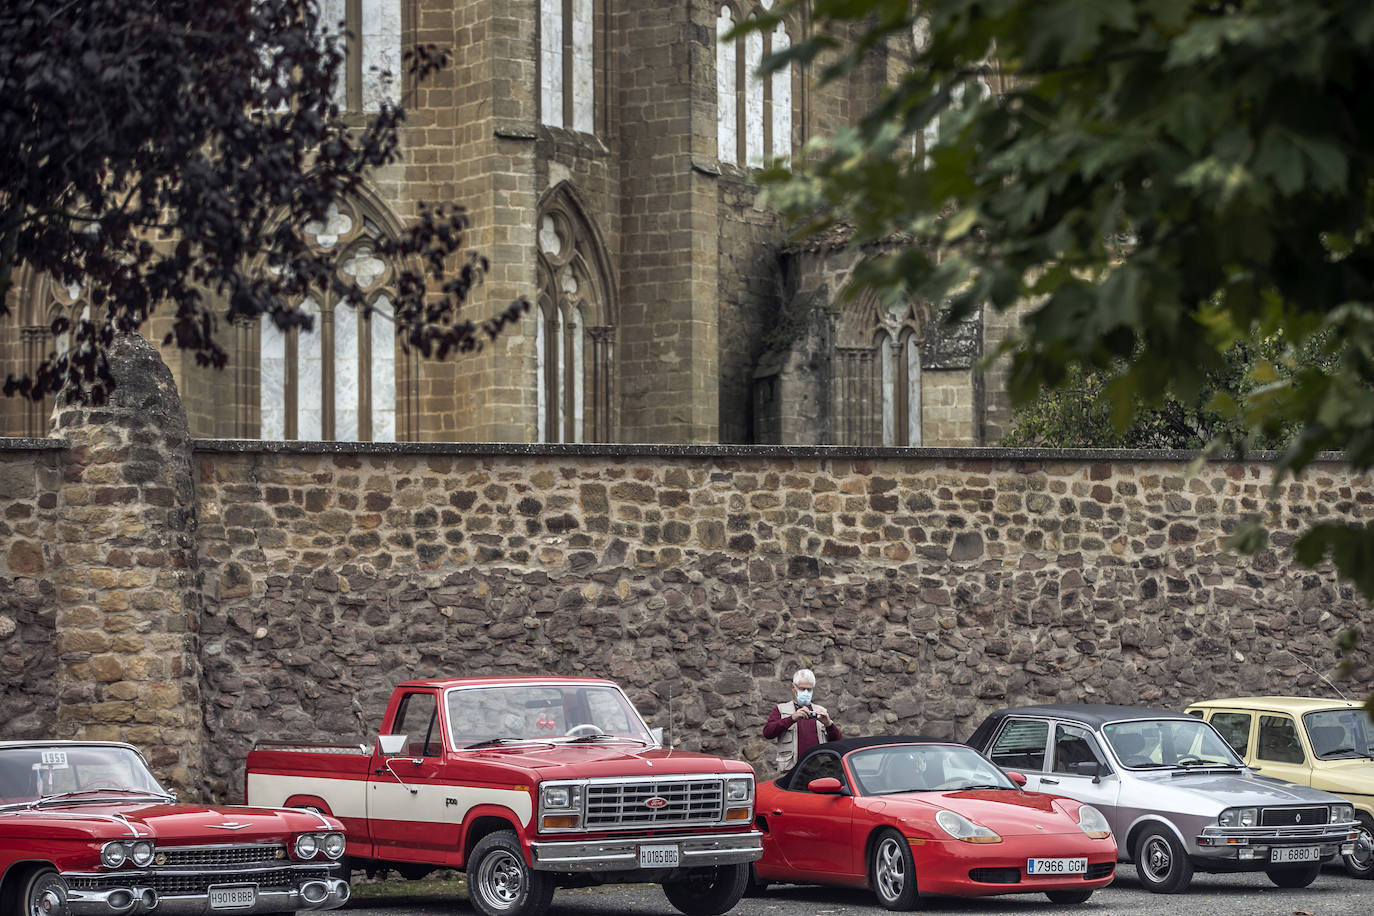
[773,701,830,773]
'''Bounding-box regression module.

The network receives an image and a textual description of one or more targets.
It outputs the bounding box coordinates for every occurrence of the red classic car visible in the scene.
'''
[752,737,1118,909]
[0,740,350,914]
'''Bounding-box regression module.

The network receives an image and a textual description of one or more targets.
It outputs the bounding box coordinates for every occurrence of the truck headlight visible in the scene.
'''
[1077,805,1111,839]
[541,784,581,810]
[725,778,753,804]
[1331,804,1354,823]
[1218,807,1257,828]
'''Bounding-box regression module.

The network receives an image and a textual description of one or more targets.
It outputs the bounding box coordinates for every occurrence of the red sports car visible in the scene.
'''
[752,736,1117,909]
[1,740,350,914]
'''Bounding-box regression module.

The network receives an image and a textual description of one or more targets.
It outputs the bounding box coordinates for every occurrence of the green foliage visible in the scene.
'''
[750,0,1374,606]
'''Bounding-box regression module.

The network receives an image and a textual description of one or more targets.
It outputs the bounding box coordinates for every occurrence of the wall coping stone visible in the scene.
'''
[0,438,68,451]
[188,439,1347,465]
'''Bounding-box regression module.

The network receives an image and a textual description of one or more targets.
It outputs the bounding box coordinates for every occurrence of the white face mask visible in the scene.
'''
[795,689,813,706]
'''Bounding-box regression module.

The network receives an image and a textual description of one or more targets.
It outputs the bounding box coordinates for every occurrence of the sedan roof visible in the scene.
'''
[979,704,1199,729]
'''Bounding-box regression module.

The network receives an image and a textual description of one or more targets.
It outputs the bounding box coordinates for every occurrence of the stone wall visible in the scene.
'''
[190,441,1373,800]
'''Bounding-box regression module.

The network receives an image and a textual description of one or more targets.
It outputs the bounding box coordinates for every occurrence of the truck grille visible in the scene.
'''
[1260,807,1329,827]
[585,779,724,828]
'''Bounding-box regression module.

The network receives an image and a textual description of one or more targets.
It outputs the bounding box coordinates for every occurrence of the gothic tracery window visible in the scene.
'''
[541,0,595,132]
[536,186,614,443]
[321,0,405,114]
[717,2,794,167]
[835,296,923,447]
[259,198,402,442]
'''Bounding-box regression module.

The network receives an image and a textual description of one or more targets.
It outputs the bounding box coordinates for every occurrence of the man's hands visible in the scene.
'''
[791,706,832,727]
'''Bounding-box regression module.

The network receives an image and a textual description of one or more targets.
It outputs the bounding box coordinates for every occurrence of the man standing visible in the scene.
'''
[763,668,841,773]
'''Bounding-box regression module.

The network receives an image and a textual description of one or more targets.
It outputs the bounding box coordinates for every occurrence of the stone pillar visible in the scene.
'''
[50,333,204,795]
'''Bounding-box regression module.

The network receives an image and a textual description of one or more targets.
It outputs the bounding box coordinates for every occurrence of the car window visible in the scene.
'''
[391,692,442,756]
[1102,718,1242,768]
[792,752,845,791]
[1257,715,1306,764]
[1303,709,1374,759]
[987,718,1049,772]
[849,745,1013,794]
[1051,723,1108,775]
[1210,712,1252,757]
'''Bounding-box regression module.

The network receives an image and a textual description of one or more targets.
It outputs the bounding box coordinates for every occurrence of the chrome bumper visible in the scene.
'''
[1194,822,1361,863]
[529,830,763,872]
[64,877,350,914]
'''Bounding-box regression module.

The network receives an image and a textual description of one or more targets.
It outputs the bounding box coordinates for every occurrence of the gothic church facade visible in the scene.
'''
[1,1,1014,446]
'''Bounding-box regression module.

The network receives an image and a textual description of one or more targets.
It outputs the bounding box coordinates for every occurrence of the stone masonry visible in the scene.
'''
[1,341,1372,800]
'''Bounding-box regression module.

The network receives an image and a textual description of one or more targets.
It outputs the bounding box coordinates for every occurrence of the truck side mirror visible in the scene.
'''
[378,734,407,756]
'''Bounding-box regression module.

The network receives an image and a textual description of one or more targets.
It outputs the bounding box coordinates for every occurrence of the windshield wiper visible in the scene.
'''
[566,734,648,744]
[465,738,521,749]
[953,784,1009,790]
[1177,760,1239,768]
[30,789,170,807]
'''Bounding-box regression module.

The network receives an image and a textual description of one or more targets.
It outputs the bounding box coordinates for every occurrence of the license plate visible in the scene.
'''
[208,885,257,909]
[1270,846,1320,863]
[639,844,680,867]
[1027,857,1087,875]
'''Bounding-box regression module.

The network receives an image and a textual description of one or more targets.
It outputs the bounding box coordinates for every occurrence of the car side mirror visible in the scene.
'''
[650,727,664,747]
[378,734,407,756]
[1004,771,1028,787]
[1072,761,1102,780]
[808,777,845,795]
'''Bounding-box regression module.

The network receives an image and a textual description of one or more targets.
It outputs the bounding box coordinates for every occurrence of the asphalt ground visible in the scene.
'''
[340,863,1372,915]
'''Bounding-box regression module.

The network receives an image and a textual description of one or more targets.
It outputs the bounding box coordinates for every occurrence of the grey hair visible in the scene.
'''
[792,668,815,687]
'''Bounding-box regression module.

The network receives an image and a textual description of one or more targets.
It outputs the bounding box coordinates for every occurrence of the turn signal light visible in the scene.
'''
[543,815,579,829]
[725,808,752,822]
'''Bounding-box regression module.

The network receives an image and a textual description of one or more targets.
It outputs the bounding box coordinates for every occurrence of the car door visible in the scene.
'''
[984,717,1052,791]
[766,750,856,877]
[368,690,454,862]
[1252,713,1313,787]
[1039,722,1121,829]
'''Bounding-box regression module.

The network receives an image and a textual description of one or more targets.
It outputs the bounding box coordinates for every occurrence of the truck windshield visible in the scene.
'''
[445,683,655,747]
[1102,718,1244,770]
[1303,708,1374,760]
[0,745,171,807]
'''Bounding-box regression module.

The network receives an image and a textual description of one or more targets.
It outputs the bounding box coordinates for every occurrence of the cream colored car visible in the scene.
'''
[1186,697,1374,878]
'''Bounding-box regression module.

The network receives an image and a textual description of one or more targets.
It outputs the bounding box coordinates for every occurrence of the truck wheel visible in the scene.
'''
[1133,825,1193,894]
[467,830,554,916]
[1265,864,1321,888]
[662,863,749,916]
[2,866,69,916]
[1343,814,1374,878]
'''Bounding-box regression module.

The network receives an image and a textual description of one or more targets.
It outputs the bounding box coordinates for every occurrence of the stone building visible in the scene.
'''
[0,1,1008,447]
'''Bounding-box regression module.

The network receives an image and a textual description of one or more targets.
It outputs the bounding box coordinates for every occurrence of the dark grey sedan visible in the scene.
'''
[968,704,1361,894]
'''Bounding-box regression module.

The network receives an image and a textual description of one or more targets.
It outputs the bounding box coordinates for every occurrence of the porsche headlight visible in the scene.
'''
[935,809,1002,844]
[1218,807,1257,828]
[725,777,753,804]
[1331,803,1354,823]
[294,833,320,859]
[100,842,128,868]
[1077,804,1112,839]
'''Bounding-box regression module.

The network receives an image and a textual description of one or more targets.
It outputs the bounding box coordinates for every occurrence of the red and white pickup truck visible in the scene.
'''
[245,676,761,916]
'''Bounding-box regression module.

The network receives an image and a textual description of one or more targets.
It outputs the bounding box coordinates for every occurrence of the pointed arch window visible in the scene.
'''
[259,199,403,442]
[717,3,794,167]
[834,298,923,447]
[4,272,82,436]
[536,188,615,443]
[541,0,595,132]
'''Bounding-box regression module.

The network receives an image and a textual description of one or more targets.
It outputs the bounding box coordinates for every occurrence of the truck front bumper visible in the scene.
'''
[529,830,763,872]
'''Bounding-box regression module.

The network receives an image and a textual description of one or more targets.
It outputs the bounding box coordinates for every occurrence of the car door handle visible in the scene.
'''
[772,810,784,816]
[1040,777,1059,785]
